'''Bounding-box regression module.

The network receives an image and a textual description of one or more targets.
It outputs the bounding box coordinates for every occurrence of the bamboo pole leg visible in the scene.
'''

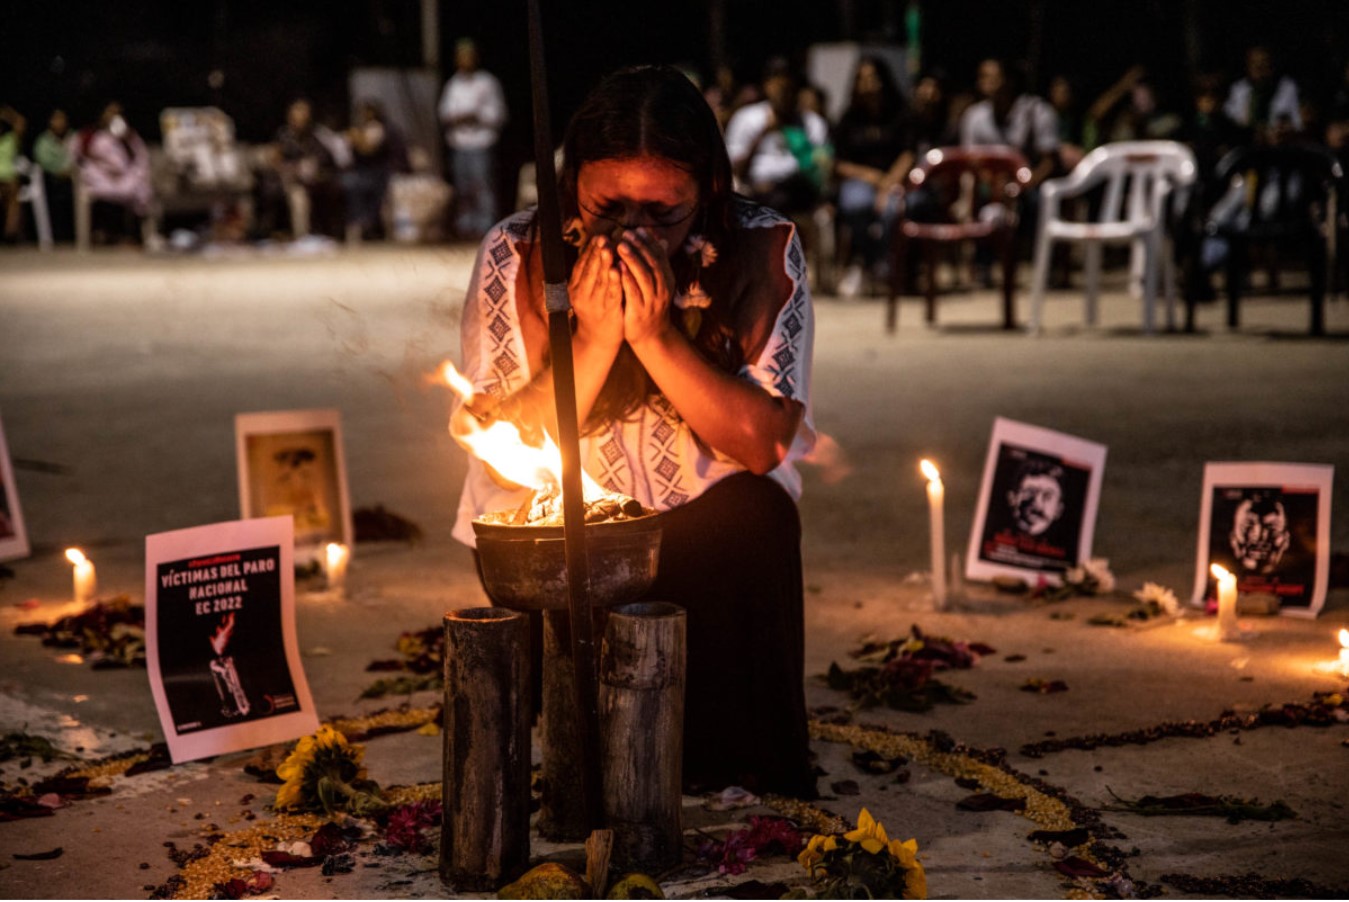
[440,607,531,891]
[600,602,687,873]
[538,608,589,841]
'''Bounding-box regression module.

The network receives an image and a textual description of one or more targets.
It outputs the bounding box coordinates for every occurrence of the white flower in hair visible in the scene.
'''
[683,234,718,268]
[674,282,712,310]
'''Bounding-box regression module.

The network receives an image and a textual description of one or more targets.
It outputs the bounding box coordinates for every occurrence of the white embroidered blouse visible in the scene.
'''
[452,199,816,546]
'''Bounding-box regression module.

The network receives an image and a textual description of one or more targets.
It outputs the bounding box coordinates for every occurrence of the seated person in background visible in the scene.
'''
[0,105,25,244]
[73,102,153,245]
[341,99,408,242]
[1085,64,1181,147]
[832,56,913,296]
[724,57,831,217]
[33,109,76,242]
[256,98,341,239]
[958,58,1059,273]
[1225,45,1301,144]
[909,69,959,157]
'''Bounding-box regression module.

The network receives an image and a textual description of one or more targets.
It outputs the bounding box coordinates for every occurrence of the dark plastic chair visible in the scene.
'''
[1200,144,1344,336]
[886,146,1032,332]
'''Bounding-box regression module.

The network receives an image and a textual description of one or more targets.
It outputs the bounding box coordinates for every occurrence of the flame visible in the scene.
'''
[443,360,607,501]
[1339,628,1349,650]
[325,542,348,570]
[210,612,235,656]
[65,548,88,567]
[919,459,941,483]
[1210,563,1234,582]
[439,360,477,402]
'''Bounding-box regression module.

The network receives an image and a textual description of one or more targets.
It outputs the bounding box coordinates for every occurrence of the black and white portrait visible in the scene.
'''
[967,419,1107,584]
[1193,463,1334,618]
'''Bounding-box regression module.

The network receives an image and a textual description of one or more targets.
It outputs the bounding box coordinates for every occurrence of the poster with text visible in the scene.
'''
[236,409,352,566]
[1191,462,1334,618]
[0,412,30,562]
[146,516,318,762]
[966,418,1108,585]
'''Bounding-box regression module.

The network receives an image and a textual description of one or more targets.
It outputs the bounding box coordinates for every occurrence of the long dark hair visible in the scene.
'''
[544,65,742,429]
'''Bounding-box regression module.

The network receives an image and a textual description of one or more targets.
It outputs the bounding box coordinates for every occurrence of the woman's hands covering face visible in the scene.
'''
[617,227,675,347]
[567,234,624,350]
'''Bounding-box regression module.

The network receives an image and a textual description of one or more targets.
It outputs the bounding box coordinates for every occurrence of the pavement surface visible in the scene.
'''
[1,244,1348,899]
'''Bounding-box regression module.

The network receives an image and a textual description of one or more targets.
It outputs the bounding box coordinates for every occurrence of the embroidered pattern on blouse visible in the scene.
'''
[478,213,533,398]
[643,394,689,508]
[733,199,807,401]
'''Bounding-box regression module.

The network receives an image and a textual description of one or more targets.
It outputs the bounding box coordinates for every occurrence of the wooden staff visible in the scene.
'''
[440,607,531,890]
[527,0,603,831]
[600,602,687,872]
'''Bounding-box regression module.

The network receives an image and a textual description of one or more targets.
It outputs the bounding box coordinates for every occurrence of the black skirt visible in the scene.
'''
[641,472,815,799]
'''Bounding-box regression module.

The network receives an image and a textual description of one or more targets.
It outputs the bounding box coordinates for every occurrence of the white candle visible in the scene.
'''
[920,460,946,610]
[325,542,350,594]
[1210,563,1238,641]
[65,548,96,605]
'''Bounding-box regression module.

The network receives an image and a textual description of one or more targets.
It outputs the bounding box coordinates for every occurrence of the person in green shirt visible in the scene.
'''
[33,109,75,242]
[0,105,25,243]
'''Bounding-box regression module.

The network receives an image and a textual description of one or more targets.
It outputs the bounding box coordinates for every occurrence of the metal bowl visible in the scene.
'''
[472,515,662,611]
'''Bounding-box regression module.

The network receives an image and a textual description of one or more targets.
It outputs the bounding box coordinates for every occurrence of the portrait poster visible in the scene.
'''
[966,418,1108,585]
[1191,462,1334,619]
[145,516,318,763]
[235,409,352,566]
[0,412,30,563]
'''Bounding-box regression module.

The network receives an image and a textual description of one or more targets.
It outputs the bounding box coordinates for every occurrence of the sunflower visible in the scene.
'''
[799,808,927,899]
[274,725,386,816]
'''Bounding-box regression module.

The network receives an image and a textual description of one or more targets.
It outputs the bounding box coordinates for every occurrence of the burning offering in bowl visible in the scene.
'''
[442,360,663,609]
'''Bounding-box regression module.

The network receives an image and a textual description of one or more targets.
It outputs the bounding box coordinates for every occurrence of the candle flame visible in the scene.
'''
[444,360,607,501]
[439,360,477,402]
[1339,628,1349,650]
[65,548,88,567]
[1210,563,1234,582]
[326,543,347,568]
[919,459,941,483]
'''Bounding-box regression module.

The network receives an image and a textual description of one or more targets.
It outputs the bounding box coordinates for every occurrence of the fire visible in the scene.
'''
[439,360,477,401]
[440,359,606,501]
[65,548,89,567]
[1339,629,1349,650]
[919,459,941,483]
[210,612,236,656]
[1210,563,1234,582]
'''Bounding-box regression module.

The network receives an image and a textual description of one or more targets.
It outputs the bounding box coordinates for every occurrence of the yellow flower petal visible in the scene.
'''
[859,837,885,855]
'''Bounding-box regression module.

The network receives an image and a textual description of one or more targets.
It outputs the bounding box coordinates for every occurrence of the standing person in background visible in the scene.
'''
[1225,46,1302,143]
[439,38,507,241]
[0,106,25,244]
[725,57,831,218]
[33,109,75,243]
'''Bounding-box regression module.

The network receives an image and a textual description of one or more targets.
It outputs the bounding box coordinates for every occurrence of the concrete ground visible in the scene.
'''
[0,244,1347,899]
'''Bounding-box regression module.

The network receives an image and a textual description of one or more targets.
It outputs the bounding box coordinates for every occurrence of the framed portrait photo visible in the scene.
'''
[966,418,1108,585]
[1192,462,1334,619]
[0,412,30,562]
[235,409,352,565]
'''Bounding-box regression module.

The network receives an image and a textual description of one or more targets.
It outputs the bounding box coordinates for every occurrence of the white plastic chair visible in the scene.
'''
[14,157,53,251]
[1029,140,1196,334]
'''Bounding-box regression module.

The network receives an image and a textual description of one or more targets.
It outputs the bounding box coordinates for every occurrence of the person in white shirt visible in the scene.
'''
[1224,45,1302,143]
[959,58,1060,189]
[438,38,507,239]
[723,58,830,216]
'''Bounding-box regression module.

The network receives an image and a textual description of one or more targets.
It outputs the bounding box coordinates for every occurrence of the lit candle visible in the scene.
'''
[65,548,96,605]
[325,542,350,594]
[1338,629,1349,677]
[1210,563,1238,641]
[920,459,946,610]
